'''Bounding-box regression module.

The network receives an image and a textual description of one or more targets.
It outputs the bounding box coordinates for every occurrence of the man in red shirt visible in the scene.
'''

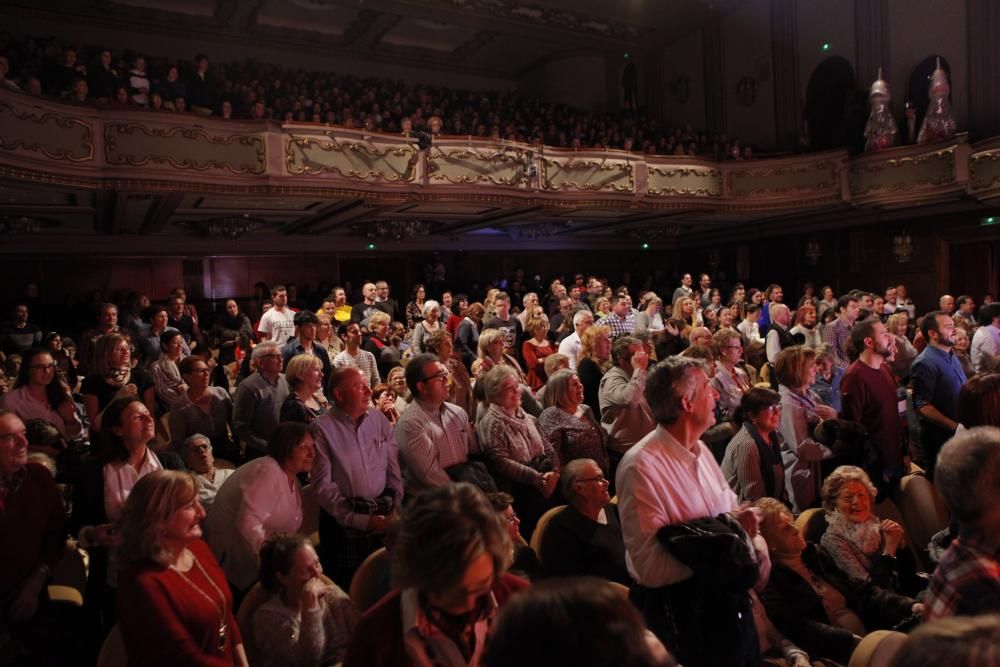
[839,320,909,490]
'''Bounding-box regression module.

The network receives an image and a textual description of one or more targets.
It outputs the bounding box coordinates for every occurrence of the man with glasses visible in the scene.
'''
[395,353,485,496]
[232,341,289,459]
[537,458,630,584]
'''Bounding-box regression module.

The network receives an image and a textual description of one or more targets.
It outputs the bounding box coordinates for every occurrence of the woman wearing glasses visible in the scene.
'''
[720,387,789,504]
[81,332,156,434]
[0,346,82,439]
[168,355,237,462]
[710,329,752,423]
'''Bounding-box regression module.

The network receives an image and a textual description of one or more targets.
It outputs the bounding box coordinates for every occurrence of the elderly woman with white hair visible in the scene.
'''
[410,299,442,355]
[480,365,559,539]
[537,369,610,476]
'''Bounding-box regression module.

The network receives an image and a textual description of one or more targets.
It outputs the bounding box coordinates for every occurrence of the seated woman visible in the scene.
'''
[537,459,630,585]
[81,333,156,435]
[410,300,443,355]
[576,325,611,418]
[279,354,329,425]
[151,328,189,408]
[180,433,235,512]
[371,383,400,426]
[472,328,526,381]
[117,469,249,666]
[721,387,790,504]
[820,465,924,597]
[774,345,838,512]
[522,317,555,392]
[1,347,83,440]
[755,497,921,666]
[169,355,236,462]
[206,422,315,595]
[537,369,610,476]
[487,492,543,581]
[253,534,359,667]
[485,577,674,667]
[480,365,559,539]
[344,483,528,667]
[386,366,411,418]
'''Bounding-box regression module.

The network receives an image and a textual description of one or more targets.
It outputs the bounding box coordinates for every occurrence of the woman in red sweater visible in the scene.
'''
[521,317,554,392]
[118,470,248,666]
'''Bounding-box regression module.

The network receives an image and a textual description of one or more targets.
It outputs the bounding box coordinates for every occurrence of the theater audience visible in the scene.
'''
[926,426,1000,619]
[205,422,313,595]
[180,433,234,511]
[253,533,358,667]
[487,491,542,580]
[169,355,237,461]
[472,328,526,381]
[810,343,844,412]
[890,615,1000,667]
[721,387,789,504]
[344,482,527,667]
[521,317,554,392]
[597,336,654,474]
[456,302,484,369]
[755,497,920,666]
[117,469,248,666]
[956,372,1000,429]
[537,459,629,584]
[331,322,381,389]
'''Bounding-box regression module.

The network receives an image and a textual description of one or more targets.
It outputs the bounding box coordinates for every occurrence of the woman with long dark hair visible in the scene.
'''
[0,346,82,439]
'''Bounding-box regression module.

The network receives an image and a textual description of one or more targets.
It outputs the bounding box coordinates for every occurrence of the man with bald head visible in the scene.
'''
[350,282,380,328]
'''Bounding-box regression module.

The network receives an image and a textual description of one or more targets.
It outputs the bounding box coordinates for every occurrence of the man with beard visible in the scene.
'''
[911,311,966,480]
[840,320,909,490]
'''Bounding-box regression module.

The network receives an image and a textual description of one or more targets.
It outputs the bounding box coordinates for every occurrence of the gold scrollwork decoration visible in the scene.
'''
[285,136,417,181]
[0,100,94,162]
[104,123,266,174]
[970,150,1000,191]
[541,158,634,192]
[727,161,839,196]
[427,148,528,186]
[647,166,721,197]
[848,149,955,196]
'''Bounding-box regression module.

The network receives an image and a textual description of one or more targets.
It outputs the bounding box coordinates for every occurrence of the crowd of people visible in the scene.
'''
[2,266,1000,666]
[0,32,764,158]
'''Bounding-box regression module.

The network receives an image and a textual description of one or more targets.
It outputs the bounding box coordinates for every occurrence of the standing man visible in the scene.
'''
[911,311,967,480]
[840,320,909,489]
[482,292,522,360]
[395,353,480,496]
[757,283,783,335]
[586,277,604,311]
[603,294,636,339]
[232,341,289,459]
[280,310,332,387]
[256,285,296,344]
[374,280,398,320]
[599,337,654,476]
[821,295,860,369]
[671,273,694,304]
[970,303,1000,373]
[76,302,128,375]
[764,304,794,365]
[955,295,976,326]
[516,292,539,329]
[557,310,594,371]
[167,294,205,350]
[332,322,380,388]
[350,282,380,327]
[312,366,402,588]
[697,274,712,308]
[617,357,763,666]
[328,286,353,325]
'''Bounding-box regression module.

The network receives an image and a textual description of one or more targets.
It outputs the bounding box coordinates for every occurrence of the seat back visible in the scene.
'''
[214,458,236,470]
[236,583,271,667]
[848,629,907,667]
[529,505,567,557]
[348,547,392,614]
[96,625,126,667]
[895,474,950,570]
[299,484,320,546]
[795,507,828,543]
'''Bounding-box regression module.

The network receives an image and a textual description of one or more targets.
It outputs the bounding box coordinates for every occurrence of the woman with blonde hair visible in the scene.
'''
[361,311,392,379]
[81,332,156,434]
[118,469,249,666]
[522,317,555,392]
[774,345,838,511]
[887,311,917,380]
[473,328,525,381]
[593,296,612,320]
[279,354,329,424]
[576,325,611,418]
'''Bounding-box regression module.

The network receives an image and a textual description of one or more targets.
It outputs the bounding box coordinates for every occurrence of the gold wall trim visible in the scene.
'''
[0,100,94,162]
[427,148,529,186]
[727,161,839,196]
[104,123,266,174]
[285,136,417,181]
[970,149,1000,191]
[541,157,634,192]
[647,166,722,197]
[848,149,955,196]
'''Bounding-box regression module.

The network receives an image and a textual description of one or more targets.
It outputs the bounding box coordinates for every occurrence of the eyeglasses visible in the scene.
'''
[422,370,450,383]
[760,405,782,414]
[30,363,57,370]
[259,354,282,360]
[577,475,609,485]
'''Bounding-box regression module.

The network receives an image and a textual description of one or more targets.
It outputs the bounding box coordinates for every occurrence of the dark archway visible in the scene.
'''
[906,54,952,142]
[622,62,638,111]
[804,56,857,151]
